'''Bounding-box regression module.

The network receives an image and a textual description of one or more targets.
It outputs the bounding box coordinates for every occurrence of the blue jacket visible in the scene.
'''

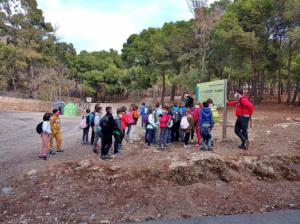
[199,107,213,128]
[140,105,146,117]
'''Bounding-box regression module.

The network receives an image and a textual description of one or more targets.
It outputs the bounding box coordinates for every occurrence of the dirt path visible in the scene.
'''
[0,104,300,223]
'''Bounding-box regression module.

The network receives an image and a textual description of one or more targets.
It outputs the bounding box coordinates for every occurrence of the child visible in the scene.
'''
[100,107,115,160]
[207,98,219,146]
[154,103,163,144]
[49,109,63,154]
[171,102,181,142]
[145,108,157,147]
[193,102,202,146]
[82,109,90,144]
[199,101,213,151]
[92,106,103,154]
[39,113,52,160]
[181,108,195,148]
[113,108,124,155]
[158,106,172,150]
[120,107,128,150]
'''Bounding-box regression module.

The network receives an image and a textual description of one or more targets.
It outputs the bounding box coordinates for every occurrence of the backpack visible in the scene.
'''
[180,116,189,130]
[113,118,122,136]
[100,116,109,129]
[200,126,211,140]
[143,114,149,126]
[211,106,219,123]
[89,112,95,126]
[36,122,43,134]
[173,111,182,123]
[167,118,174,128]
[79,116,87,129]
[133,111,140,120]
[127,111,134,124]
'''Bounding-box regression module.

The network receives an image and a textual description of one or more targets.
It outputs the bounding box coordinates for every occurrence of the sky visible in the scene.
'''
[37,0,214,53]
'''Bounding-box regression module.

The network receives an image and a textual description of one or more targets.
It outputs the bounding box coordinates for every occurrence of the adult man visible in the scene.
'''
[227,89,254,150]
[183,93,194,108]
[100,107,115,160]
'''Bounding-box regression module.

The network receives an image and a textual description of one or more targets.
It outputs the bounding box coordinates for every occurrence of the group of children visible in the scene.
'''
[38,90,254,161]
[80,104,141,160]
[142,97,219,151]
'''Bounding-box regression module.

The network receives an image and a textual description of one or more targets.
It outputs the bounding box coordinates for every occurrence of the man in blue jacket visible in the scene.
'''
[199,101,213,151]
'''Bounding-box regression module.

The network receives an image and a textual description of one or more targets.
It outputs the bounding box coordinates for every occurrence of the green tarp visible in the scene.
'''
[63,103,78,116]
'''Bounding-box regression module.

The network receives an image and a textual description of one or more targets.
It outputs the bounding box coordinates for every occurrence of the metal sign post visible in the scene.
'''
[222,79,228,140]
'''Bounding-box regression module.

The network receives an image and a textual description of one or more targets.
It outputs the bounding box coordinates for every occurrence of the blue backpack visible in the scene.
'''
[89,112,95,126]
[143,114,149,125]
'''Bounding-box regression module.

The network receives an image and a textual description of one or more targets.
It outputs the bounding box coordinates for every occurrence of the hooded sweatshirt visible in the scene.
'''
[199,107,213,128]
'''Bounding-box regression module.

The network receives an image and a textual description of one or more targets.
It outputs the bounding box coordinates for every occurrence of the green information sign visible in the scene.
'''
[196,80,227,108]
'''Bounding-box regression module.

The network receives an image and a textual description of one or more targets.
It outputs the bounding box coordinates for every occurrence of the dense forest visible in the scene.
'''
[0,0,299,105]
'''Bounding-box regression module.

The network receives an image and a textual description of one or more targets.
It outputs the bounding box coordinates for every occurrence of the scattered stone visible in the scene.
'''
[294,117,300,122]
[100,220,110,224]
[26,169,37,176]
[2,187,12,195]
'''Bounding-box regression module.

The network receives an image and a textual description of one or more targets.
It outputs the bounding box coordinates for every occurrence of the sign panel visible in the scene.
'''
[196,80,227,108]
[86,97,92,103]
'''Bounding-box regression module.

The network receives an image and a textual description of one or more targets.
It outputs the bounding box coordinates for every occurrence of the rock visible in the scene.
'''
[2,187,12,195]
[46,213,51,216]
[100,220,110,224]
[253,163,276,179]
[266,130,271,135]
[26,169,37,176]
[294,117,300,122]
[169,161,188,170]
[274,123,290,128]
[78,159,91,168]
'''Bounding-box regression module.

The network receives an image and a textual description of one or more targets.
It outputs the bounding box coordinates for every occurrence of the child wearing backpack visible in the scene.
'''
[113,108,124,155]
[39,113,52,160]
[89,104,99,145]
[171,102,181,142]
[207,98,219,147]
[145,108,157,147]
[199,102,213,151]
[126,104,139,142]
[81,109,90,144]
[92,106,104,154]
[158,106,172,150]
[181,108,195,148]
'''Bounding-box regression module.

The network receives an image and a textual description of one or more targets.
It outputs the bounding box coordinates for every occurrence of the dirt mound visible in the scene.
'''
[0,96,51,112]
[1,154,299,223]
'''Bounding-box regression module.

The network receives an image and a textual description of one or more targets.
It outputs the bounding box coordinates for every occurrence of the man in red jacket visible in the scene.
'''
[227,89,254,150]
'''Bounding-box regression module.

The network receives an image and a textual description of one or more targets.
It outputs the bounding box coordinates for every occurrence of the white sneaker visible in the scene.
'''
[184,145,189,148]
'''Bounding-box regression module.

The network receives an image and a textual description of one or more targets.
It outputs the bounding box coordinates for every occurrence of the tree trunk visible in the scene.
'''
[286,41,292,104]
[278,67,282,104]
[170,84,176,102]
[161,72,166,105]
[201,48,207,80]
[291,80,299,105]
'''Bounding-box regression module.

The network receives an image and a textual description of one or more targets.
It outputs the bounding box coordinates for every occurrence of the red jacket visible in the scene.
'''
[159,113,172,128]
[227,96,254,117]
[192,107,201,126]
[121,113,129,129]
